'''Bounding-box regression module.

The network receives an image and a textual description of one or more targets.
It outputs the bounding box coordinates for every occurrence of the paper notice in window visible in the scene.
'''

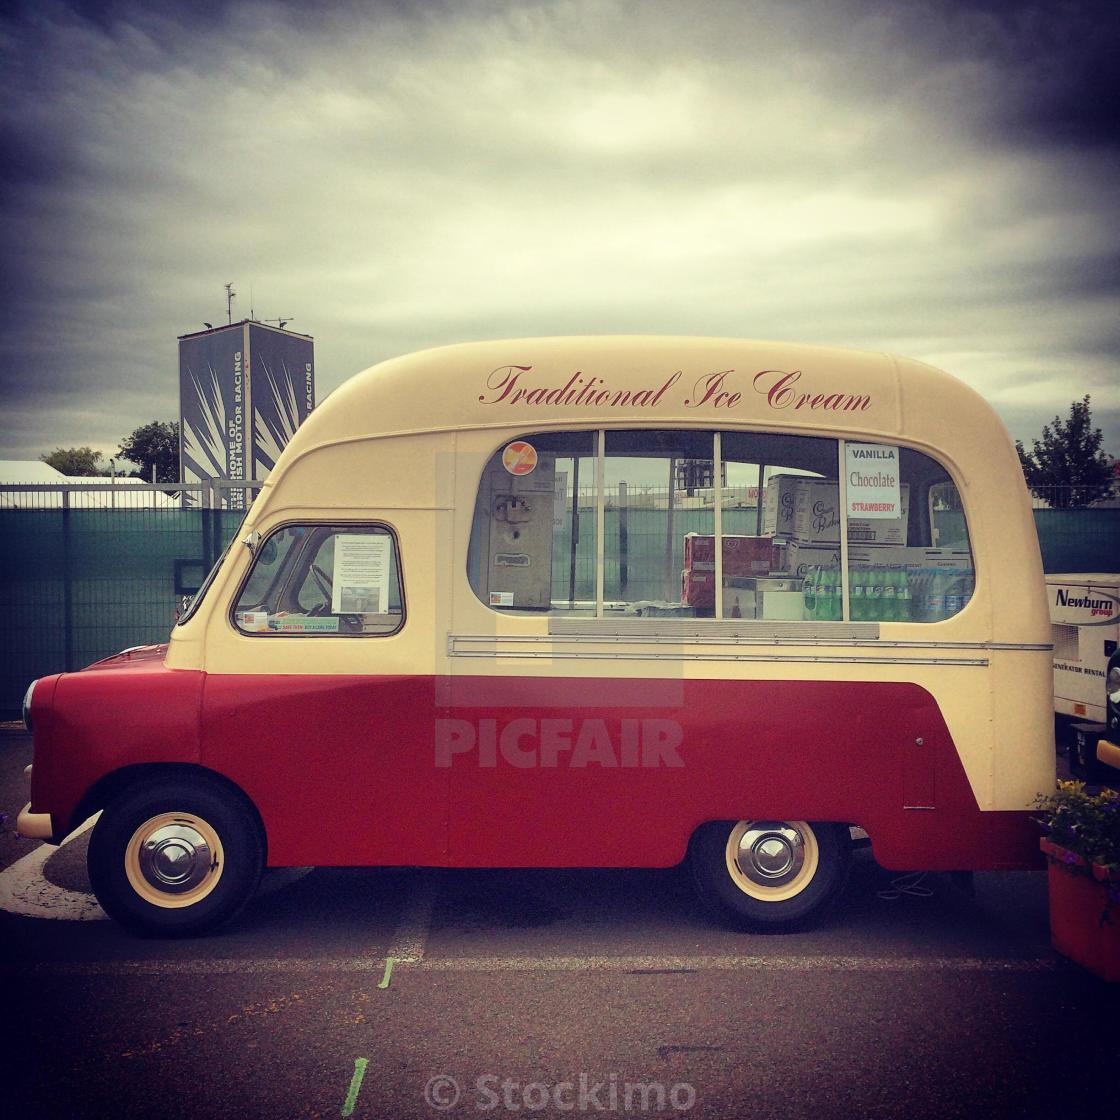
[844,442,902,519]
[331,535,392,614]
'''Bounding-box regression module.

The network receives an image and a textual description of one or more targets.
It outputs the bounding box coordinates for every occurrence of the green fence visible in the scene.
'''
[551,506,765,603]
[1033,508,1120,574]
[0,505,246,715]
[2,499,1117,716]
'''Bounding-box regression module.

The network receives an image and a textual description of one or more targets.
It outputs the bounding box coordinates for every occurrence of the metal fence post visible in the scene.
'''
[62,488,74,672]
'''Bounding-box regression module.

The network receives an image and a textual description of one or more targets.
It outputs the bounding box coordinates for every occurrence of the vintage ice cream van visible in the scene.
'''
[19,337,1055,936]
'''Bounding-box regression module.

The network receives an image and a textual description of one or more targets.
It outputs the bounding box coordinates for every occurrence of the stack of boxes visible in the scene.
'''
[682,534,773,614]
[761,474,973,621]
[764,475,911,578]
[678,475,972,621]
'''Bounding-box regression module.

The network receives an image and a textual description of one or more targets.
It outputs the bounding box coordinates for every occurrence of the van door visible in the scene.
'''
[201,522,450,867]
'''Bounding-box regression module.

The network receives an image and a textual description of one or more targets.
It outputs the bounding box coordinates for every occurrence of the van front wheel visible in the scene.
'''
[88,777,264,937]
[690,820,849,932]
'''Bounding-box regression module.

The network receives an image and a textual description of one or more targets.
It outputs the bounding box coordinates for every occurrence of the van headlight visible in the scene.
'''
[22,679,37,732]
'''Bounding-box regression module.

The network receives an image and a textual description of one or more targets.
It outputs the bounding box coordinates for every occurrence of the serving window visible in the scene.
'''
[233,524,403,636]
[467,431,973,623]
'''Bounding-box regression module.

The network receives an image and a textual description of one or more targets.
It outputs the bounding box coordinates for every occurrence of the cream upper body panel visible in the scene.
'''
[166,336,1050,675]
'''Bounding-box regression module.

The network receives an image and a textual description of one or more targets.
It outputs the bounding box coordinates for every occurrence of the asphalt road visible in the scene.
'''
[3,727,1118,1120]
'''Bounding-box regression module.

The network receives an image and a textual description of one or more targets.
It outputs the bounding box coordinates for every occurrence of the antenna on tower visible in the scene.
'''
[225,282,236,324]
[264,317,294,330]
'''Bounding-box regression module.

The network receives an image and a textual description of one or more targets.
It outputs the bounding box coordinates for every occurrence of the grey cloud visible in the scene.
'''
[0,0,1116,461]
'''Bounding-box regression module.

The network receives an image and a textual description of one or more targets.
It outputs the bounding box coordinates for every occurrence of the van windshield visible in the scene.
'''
[175,540,235,626]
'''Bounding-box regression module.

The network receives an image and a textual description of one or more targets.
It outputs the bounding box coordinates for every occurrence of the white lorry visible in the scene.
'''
[1047,573,1120,777]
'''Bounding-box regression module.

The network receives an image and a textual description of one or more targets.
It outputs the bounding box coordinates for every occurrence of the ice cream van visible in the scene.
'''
[18,337,1055,936]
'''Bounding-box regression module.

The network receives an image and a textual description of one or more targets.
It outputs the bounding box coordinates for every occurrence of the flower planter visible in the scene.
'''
[1040,838,1120,982]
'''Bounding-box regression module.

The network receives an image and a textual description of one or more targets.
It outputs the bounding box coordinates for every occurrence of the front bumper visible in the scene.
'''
[16,763,55,841]
[16,801,54,841]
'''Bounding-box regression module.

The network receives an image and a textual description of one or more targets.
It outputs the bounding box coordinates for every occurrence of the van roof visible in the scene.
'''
[298,336,987,444]
[266,337,1014,498]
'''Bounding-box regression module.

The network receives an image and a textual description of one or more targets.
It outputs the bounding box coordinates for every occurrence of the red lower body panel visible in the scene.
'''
[197,673,1041,872]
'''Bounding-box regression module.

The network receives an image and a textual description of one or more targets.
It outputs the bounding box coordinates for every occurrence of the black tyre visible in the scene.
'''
[689,819,850,932]
[88,776,265,937]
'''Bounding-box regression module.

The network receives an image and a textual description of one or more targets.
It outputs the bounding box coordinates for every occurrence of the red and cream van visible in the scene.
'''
[19,337,1055,936]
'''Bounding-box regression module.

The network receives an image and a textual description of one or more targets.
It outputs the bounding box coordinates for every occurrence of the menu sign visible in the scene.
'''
[845,443,902,519]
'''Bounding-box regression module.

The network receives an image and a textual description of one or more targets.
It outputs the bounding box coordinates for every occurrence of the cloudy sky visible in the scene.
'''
[1,0,1117,467]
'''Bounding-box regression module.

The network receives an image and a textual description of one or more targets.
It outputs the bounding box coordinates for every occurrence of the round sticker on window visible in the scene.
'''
[502,441,538,476]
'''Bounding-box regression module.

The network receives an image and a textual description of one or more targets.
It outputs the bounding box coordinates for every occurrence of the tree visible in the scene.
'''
[118,420,180,484]
[41,446,106,476]
[1015,395,1113,508]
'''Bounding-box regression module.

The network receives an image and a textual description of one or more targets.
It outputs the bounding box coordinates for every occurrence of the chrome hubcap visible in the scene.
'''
[138,822,215,894]
[734,822,805,888]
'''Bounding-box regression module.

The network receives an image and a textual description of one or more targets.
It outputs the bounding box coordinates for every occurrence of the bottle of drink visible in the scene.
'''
[848,565,865,621]
[882,565,898,621]
[897,567,913,621]
[862,566,877,621]
[928,569,946,621]
[817,565,837,621]
[919,569,934,621]
[814,566,829,621]
[945,569,963,617]
[803,566,817,619]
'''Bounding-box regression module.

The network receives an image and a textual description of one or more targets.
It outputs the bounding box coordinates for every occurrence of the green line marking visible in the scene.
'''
[341,1057,368,1117]
[378,957,394,989]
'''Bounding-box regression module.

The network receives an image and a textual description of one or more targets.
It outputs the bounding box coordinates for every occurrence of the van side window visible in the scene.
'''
[233,524,403,636]
[468,432,973,623]
[467,431,599,612]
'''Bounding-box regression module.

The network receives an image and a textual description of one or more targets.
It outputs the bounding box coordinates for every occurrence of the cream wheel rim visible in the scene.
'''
[124,812,224,908]
[724,821,820,902]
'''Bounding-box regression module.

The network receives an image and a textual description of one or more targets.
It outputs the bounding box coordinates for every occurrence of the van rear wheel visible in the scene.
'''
[88,777,264,937]
[690,819,849,932]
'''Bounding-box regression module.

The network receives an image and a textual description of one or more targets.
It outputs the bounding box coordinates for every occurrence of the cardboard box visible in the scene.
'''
[903,547,972,571]
[791,479,840,544]
[762,475,803,537]
[845,545,909,569]
[792,480,910,546]
[785,542,840,579]
[788,542,937,578]
[683,534,773,575]
[682,568,716,608]
[844,546,971,572]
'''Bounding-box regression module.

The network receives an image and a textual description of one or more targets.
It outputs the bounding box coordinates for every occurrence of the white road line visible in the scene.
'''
[5,954,1062,976]
[384,869,440,962]
[0,817,108,921]
[418,954,1062,973]
[1,838,1060,978]
[0,823,312,923]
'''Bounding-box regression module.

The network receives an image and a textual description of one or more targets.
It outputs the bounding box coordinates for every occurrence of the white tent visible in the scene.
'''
[0,461,180,508]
